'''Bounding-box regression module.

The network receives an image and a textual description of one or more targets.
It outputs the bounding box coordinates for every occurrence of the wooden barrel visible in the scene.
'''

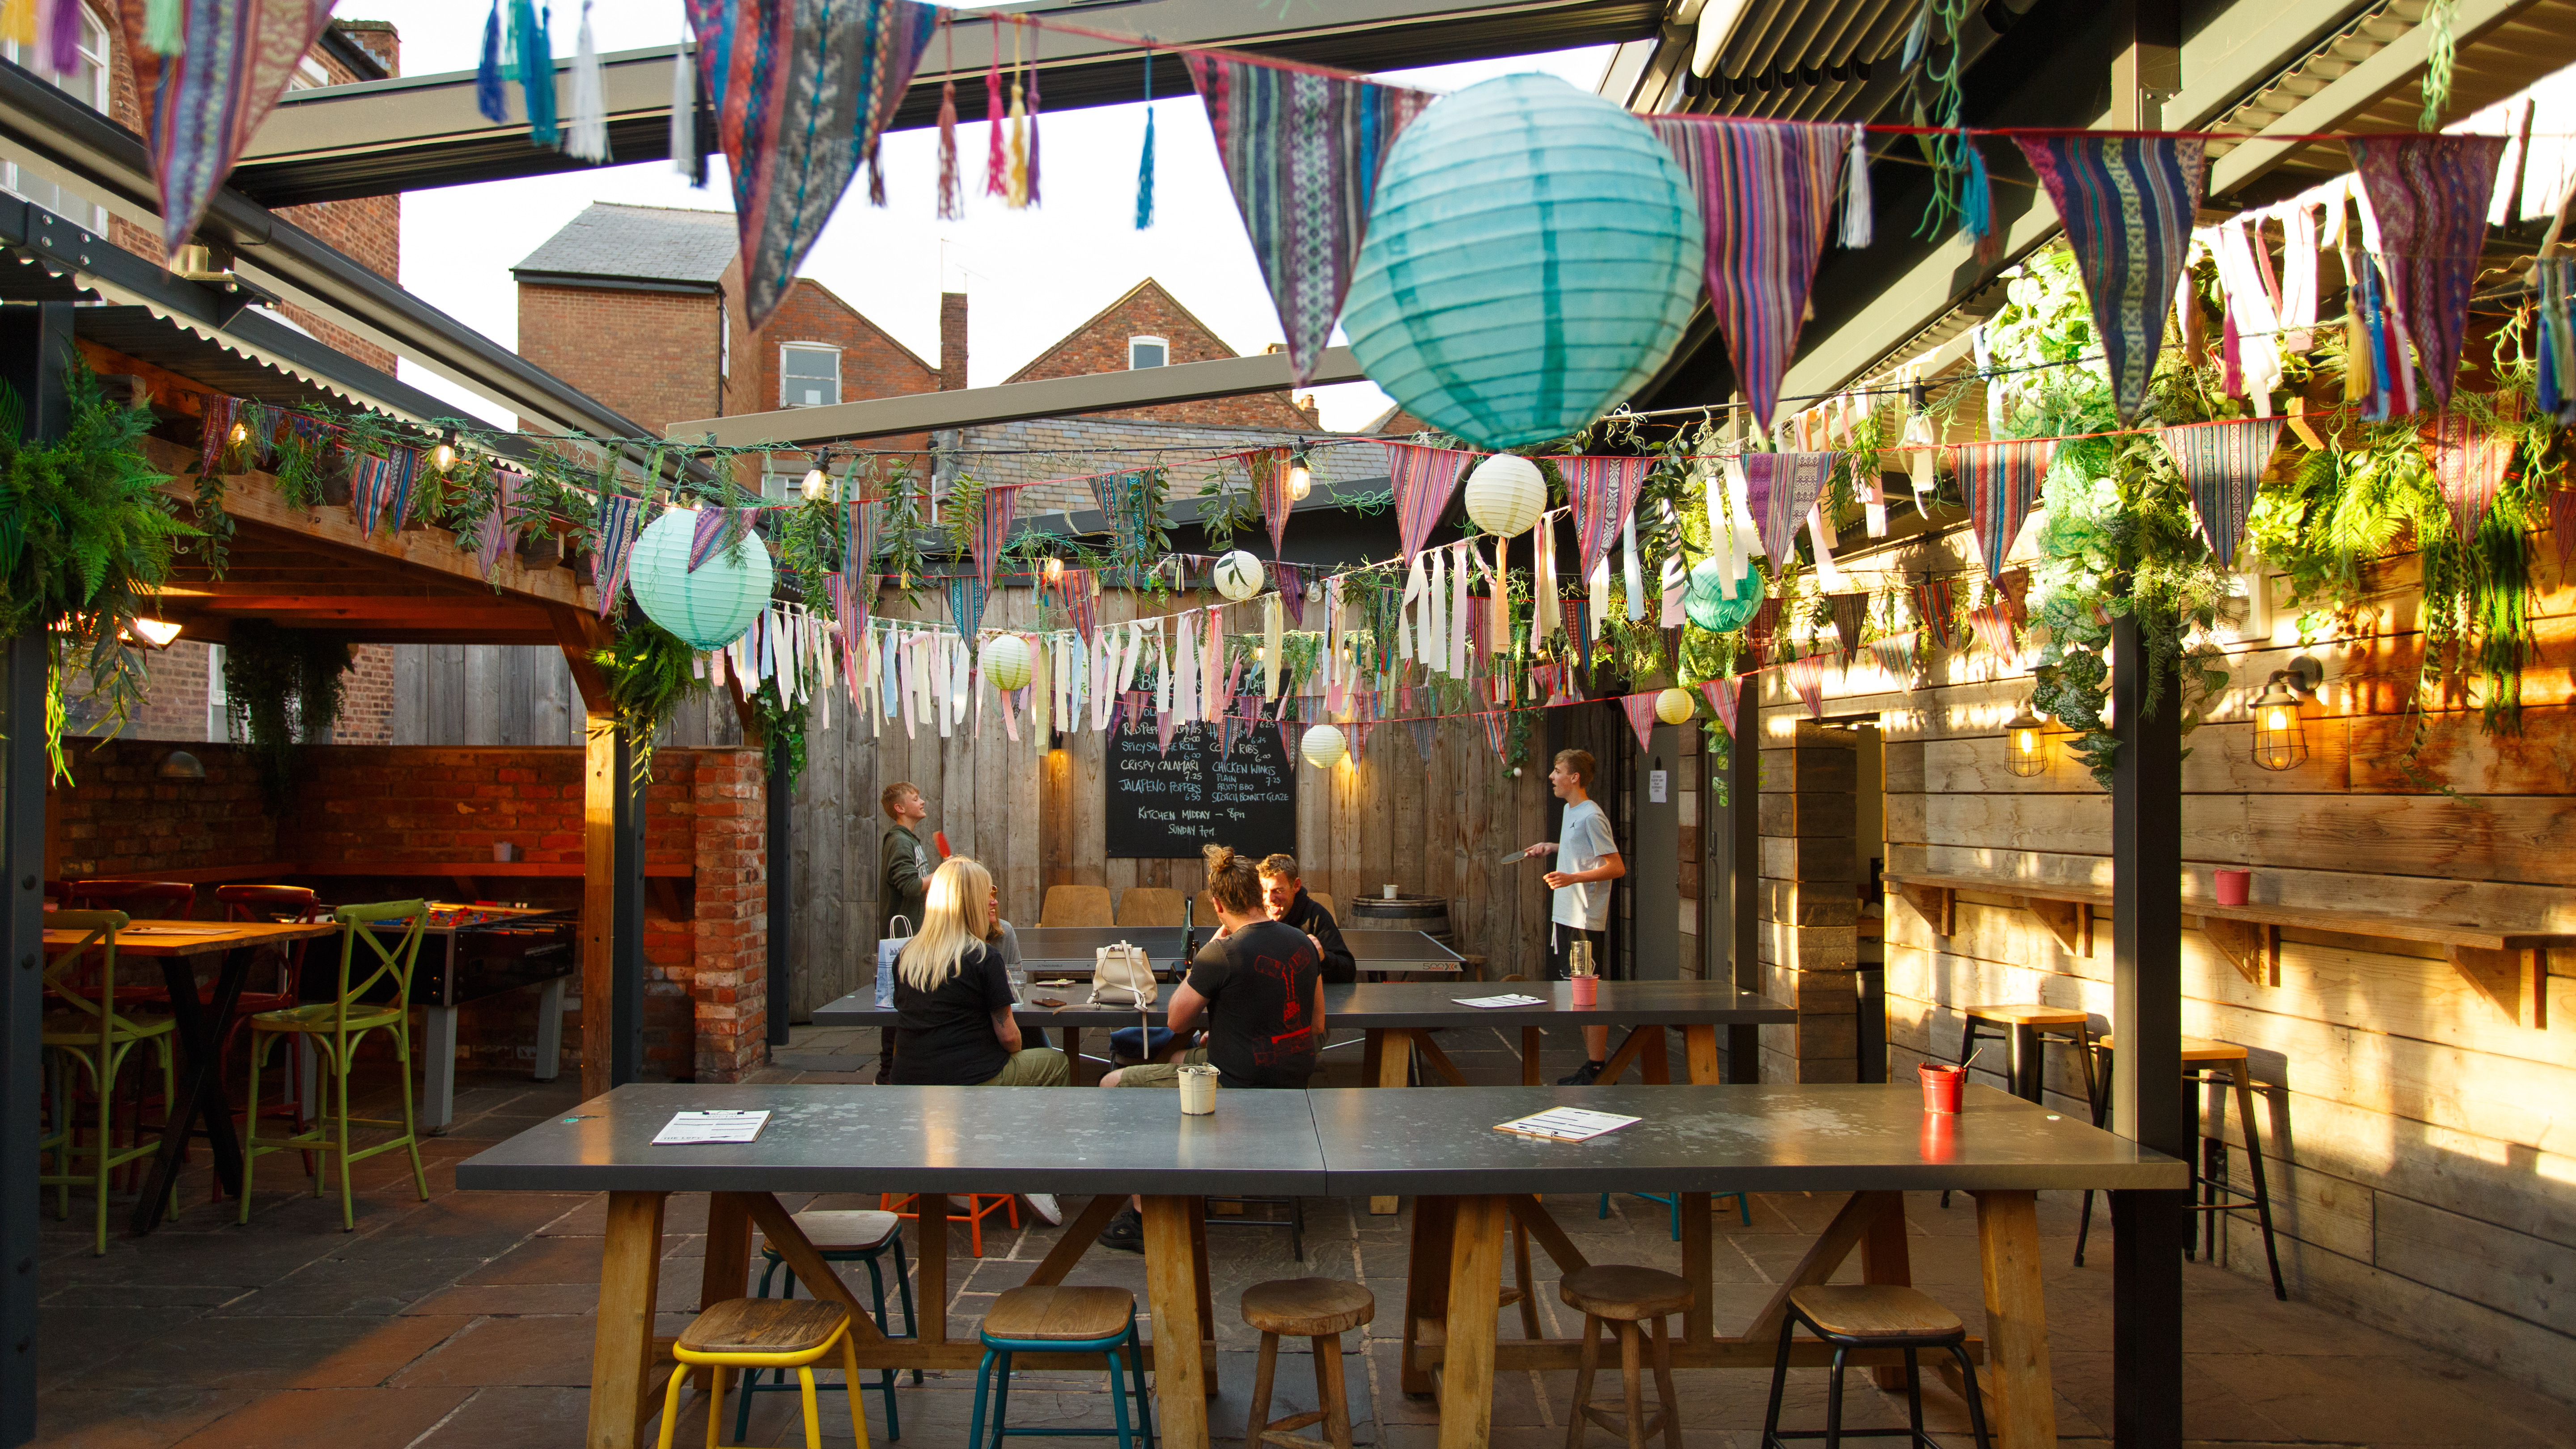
[1348,893,1453,945]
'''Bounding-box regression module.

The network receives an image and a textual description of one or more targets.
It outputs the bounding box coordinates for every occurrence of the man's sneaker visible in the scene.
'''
[1025,1193,1064,1227]
[1100,1205,1147,1253]
[1556,1059,1606,1087]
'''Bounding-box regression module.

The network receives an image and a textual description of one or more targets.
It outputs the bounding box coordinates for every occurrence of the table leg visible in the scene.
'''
[421,1004,458,1132]
[1370,1030,1413,1215]
[1682,1024,1721,1085]
[587,1190,668,1449]
[1141,1195,1209,1444]
[1434,1194,1507,1449]
[533,976,566,1081]
[1190,1196,1218,1392]
[1641,1026,1671,1085]
[1861,1190,1915,1391]
[1679,1191,1712,1347]
[1361,1028,1385,1090]
[1399,1196,1457,1397]
[1521,1026,1542,1086]
[917,1193,949,1345]
[702,1192,754,1306]
[1974,1190,2055,1449]
[132,951,250,1233]
[1062,1027,1081,1082]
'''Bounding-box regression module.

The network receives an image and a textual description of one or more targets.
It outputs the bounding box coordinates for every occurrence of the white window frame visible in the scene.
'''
[1,13,110,233]
[205,643,230,742]
[779,343,842,408]
[1128,335,1169,370]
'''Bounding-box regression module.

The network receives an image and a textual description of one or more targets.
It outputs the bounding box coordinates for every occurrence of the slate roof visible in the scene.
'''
[513,203,740,285]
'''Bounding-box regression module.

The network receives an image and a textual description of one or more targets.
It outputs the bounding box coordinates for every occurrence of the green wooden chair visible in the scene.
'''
[238,900,431,1230]
[40,910,181,1254]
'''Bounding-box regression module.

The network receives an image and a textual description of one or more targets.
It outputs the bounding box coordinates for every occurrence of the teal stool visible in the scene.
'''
[1600,1190,1753,1240]
[733,1209,917,1441]
[968,1284,1156,1449]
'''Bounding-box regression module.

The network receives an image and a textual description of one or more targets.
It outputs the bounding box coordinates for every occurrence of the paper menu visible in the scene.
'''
[1454,993,1548,1008]
[652,1110,771,1145]
[1494,1107,1640,1142]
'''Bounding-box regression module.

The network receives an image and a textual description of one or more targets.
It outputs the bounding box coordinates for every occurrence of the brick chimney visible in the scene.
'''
[939,292,968,390]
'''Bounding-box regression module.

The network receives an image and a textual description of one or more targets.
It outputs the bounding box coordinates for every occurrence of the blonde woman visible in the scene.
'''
[890,857,1069,1088]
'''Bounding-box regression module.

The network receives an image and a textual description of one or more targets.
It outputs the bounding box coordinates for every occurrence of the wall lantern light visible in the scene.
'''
[2004,702,2049,778]
[2249,662,2320,772]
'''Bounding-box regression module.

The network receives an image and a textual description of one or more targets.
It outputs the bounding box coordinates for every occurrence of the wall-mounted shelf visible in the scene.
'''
[1882,871,2563,1030]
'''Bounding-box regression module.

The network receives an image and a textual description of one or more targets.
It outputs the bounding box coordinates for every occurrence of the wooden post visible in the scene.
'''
[1727,673,1760,1082]
[0,300,72,1449]
[581,720,618,1098]
[765,735,792,1047]
[587,1191,669,1449]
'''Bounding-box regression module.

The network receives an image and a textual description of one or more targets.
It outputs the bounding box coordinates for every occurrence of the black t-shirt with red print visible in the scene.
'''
[1185,919,1322,1089]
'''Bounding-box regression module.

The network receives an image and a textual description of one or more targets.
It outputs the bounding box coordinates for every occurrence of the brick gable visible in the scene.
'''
[1004,279,1318,430]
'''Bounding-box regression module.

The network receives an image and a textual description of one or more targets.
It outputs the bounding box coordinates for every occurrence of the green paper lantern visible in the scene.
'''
[1342,73,1704,451]
[629,508,773,650]
[1685,558,1762,633]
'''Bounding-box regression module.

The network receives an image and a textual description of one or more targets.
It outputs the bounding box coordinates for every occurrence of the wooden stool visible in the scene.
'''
[2078,1036,2286,1298]
[1559,1264,1690,1449]
[735,1210,917,1442]
[654,1297,868,1449]
[1240,1278,1373,1449]
[969,1285,1154,1449]
[1760,1285,1992,1449]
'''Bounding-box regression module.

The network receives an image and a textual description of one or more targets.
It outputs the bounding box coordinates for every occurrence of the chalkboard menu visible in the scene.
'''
[1105,716,1298,859]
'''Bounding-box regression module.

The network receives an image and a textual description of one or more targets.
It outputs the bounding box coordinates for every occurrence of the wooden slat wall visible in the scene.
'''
[1763,521,2576,1397]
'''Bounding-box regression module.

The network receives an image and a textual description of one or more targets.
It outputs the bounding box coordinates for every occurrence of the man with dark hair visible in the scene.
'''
[1257,853,1355,984]
[1526,748,1624,1085]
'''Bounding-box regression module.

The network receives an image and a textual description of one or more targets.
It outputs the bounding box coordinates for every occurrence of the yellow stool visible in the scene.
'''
[654,1297,871,1449]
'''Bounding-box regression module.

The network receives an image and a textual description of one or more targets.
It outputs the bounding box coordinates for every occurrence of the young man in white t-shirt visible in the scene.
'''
[1525,747,1625,1085]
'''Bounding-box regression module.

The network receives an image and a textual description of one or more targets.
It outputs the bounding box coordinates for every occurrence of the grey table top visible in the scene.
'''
[453,1082,1327,1195]
[1308,1084,2190,1195]
[1325,979,1796,1026]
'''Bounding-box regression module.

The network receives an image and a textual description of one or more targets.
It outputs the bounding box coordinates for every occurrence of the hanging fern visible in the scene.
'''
[593,617,704,785]
[223,621,356,815]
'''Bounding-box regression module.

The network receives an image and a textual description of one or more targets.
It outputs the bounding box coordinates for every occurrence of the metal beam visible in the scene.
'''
[666,347,1367,447]
[233,0,1661,207]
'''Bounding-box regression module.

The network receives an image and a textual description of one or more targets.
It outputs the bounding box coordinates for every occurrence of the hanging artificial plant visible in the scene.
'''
[223,620,356,814]
[592,615,704,785]
[0,368,198,780]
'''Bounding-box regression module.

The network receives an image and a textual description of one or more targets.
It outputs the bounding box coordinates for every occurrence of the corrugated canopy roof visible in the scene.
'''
[512,202,740,287]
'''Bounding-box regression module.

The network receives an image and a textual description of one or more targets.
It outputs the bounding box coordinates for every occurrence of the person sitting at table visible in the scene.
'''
[889,856,1069,1089]
[1095,845,1325,1251]
[1258,853,1355,984]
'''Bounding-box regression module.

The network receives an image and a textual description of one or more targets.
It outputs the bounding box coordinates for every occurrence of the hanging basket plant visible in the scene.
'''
[593,615,705,785]
[222,619,356,815]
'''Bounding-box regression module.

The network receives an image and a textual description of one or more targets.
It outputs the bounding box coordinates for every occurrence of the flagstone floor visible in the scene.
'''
[31,1021,2573,1449]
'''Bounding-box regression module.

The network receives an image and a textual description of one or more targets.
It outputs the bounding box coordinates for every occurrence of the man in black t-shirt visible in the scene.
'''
[1258,853,1355,984]
[1103,848,1325,1090]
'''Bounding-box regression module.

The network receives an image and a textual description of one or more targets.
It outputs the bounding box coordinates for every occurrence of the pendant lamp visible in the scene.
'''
[1683,558,1763,632]
[628,508,772,650]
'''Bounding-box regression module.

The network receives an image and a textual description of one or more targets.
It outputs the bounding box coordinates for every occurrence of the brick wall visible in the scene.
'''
[334,645,396,745]
[45,741,767,1082]
[519,282,726,437]
[962,416,1379,515]
[743,275,937,475]
[1004,280,1317,429]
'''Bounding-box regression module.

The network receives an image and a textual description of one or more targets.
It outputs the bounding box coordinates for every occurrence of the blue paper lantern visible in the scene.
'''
[628,508,774,649]
[1341,73,1704,451]
[1684,558,1762,632]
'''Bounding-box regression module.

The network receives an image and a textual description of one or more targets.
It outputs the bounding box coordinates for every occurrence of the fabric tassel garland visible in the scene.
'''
[477,1,508,121]
[670,21,703,181]
[139,0,341,259]
[1005,33,1029,208]
[509,0,555,146]
[1960,135,1993,243]
[143,0,182,53]
[2345,134,2508,409]
[1949,440,2056,583]
[1135,51,1157,229]
[983,18,1008,198]
[2011,136,2207,424]
[1842,123,1873,248]
[2535,258,2576,422]
[1620,513,1645,622]
[563,0,610,162]
[2159,418,2284,568]
[1025,48,1042,205]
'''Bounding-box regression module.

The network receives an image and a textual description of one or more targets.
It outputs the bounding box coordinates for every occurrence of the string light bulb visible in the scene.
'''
[1042,556,1064,584]
[800,449,832,502]
[430,431,457,472]
[226,421,247,446]
[1287,447,1313,501]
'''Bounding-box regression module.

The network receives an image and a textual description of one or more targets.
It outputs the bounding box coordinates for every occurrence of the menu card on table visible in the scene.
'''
[1495,1107,1641,1142]
[652,1110,771,1145]
[1454,993,1548,1008]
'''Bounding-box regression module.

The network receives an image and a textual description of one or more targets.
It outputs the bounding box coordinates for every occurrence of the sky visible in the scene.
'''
[354,4,1612,432]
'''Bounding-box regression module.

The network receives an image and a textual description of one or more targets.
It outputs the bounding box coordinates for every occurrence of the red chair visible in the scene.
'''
[66,880,196,919]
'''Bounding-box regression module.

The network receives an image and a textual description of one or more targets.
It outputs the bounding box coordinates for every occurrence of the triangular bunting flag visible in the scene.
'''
[139,1,340,259]
[591,492,646,618]
[1384,443,1475,562]
[1744,451,1836,575]
[2345,135,2508,408]
[1185,54,1434,387]
[1949,440,2055,583]
[2159,418,2284,568]
[2012,136,2207,423]
[476,470,525,576]
[1559,456,1655,590]
[1405,717,1435,761]
[947,574,990,639]
[1993,567,2033,628]
[1912,578,1957,649]
[1090,469,1159,561]
[2422,412,2517,540]
[689,507,756,572]
[1699,678,1739,737]
[1481,709,1512,759]
[1250,448,1295,557]
[1647,116,1848,431]
[2551,488,2576,567]
[1619,692,1660,751]
[685,0,937,327]
[1559,597,1592,676]
[1871,633,1917,681]
[970,484,1018,589]
[1785,654,1828,718]
[1966,603,2020,662]
[1828,591,1868,663]
[1271,561,1307,626]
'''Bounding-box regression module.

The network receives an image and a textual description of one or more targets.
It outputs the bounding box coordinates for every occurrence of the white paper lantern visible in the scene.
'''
[1212,549,1266,602]
[1464,453,1546,537]
[1300,723,1348,769]
[980,633,1034,691]
[1655,687,1695,726]
[628,508,772,649]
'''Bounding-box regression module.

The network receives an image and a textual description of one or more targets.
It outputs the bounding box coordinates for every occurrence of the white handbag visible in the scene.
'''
[1088,939,1157,1008]
[874,916,914,1008]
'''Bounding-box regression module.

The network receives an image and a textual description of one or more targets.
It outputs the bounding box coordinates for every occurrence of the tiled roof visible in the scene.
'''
[513,203,739,284]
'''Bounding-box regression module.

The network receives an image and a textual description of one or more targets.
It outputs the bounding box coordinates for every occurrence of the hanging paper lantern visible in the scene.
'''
[1300,723,1348,770]
[1342,74,1703,451]
[1212,549,1266,602]
[1464,453,1546,537]
[1684,558,1762,633]
[980,633,1034,691]
[628,508,772,649]
[1655,687,1695,726]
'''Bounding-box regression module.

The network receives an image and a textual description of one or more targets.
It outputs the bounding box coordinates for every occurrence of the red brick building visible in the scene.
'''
[1004,278,1320,429]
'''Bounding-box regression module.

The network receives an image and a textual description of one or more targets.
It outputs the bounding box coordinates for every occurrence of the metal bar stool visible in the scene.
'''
[1240,1278,1373,1449]
[1942,1004,2097,1208]
[653,1297,869,1449]
[734,1209,919,1442]
[1760,1285,1994,1449]
[2076,1035,2286,1299]
[968,1284,1156,1449]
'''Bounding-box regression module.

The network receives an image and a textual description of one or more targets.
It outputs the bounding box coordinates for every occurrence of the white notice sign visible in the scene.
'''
[652,1110,771,1145]
[1648,769,1668,804]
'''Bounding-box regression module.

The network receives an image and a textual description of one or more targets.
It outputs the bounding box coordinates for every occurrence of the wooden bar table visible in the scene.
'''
[1310,1083,2186,1449]
[42,918,342,1233]
[454,1082,1329,1449]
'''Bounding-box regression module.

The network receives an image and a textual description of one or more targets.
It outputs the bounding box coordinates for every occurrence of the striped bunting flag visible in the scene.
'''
[946,574,989,640]
[2346,135,2508,409]
[1384,443,1475,562]
[2159,418,2284,568]
[1481,708,1512,760]
[1744,452,1836,576]
[1405,717,1435,762]
[1828,591,1868,663]
[1559,455,1655,589]
[969,484,1017,590]
[1966,603,2020,662]
[1270,561,1307,626]
[141,2,339,258]
[2423,411,2517,540]
[1648,117,1850,431]
[353,449,421,538]
[2012,136,2207,424]
[1785,654,1828,718]
[1949,440,2055,584]
[1871,633,1918,681]
[475,469,525,577]
[1699,678,1739,737]
[1619,692,1660,752]
[1911,577,1957,649]
[590,492,646,618]
[689,508,757,572]
[1251,447,1296,556]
